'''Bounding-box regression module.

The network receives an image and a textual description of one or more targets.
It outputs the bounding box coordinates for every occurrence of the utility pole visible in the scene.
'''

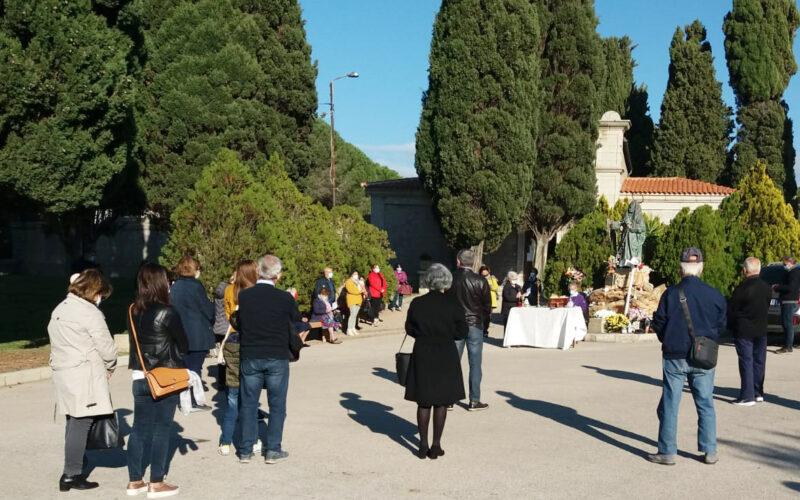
[328,72,359,207]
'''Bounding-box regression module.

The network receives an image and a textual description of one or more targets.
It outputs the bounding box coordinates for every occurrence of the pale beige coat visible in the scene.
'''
[48,293,118,417]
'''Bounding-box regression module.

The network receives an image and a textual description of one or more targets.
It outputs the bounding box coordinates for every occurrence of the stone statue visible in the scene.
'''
[611,200,646,267]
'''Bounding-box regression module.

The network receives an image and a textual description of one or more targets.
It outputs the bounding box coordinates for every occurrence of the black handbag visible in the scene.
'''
[678,284,719,369]
[86,413,124,450]
[395,333,412,386]
[288,323,304,362]
[228,310,241,332]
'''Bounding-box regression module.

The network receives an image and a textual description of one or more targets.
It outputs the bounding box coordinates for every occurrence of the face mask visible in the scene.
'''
[374,267,380,273]
[569,290,578,297]
[352,275,359,281]
[397,267,402,272]
[195,271,201,279]
[95,297,102,306]
[328,272,333,279]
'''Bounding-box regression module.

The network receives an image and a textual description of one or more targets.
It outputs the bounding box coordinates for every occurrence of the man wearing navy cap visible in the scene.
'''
[647,247,727,466]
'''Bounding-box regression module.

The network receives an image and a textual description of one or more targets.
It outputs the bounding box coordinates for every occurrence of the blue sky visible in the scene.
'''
[299,0,800,179]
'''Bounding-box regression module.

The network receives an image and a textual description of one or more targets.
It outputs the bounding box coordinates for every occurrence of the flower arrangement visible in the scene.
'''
[627,307,648,322]
[604,313,629,333]
[565,267,585,283]
[606,256,617,275]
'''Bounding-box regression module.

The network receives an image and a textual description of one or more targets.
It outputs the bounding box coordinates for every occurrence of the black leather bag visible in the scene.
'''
[395,334,412,386]
[678,284,719,369]
[228,310,241,332]
[86,413,124,450]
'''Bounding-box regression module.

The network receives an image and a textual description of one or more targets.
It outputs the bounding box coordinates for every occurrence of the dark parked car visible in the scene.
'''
[759,263,800,338]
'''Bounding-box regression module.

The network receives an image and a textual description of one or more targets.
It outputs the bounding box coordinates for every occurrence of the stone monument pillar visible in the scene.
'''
[595,110,631,207]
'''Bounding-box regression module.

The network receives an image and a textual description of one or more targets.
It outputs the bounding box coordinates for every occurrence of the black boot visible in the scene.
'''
[59,474,99,492]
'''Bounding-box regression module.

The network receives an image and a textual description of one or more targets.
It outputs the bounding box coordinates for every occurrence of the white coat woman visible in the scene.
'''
[48,269,117,492]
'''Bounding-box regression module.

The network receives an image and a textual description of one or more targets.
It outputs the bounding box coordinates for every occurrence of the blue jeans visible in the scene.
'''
[389,291,404,309]
[127,379,179,482]
[781,303,797,349]
[220,387,239,446]
[239,358,289,456]
[734,336,767,402]
[656,358,716,455]
[455,326,484,402]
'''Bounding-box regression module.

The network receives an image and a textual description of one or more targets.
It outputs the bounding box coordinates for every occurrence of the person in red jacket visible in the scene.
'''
[367,265,387,326]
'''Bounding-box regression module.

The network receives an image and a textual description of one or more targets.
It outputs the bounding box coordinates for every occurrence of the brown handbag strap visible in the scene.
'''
[127,304,149,376]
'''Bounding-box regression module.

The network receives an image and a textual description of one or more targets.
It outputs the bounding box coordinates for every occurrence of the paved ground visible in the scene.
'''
[2,305,800,499]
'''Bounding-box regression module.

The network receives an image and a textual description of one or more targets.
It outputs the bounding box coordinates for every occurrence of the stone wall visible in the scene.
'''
[9,217,167,277]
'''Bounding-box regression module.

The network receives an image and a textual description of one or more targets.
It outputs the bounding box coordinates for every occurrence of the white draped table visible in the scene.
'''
[503,307,587,350]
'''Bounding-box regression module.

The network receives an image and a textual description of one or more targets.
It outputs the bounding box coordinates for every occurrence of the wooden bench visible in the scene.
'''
[308,321,325,342]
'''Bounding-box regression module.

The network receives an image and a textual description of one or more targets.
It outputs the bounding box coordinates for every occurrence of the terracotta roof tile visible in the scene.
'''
[621,177,735,196]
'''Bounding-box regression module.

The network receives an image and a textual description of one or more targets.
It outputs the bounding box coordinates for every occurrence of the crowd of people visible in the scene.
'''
[44,244,800,495]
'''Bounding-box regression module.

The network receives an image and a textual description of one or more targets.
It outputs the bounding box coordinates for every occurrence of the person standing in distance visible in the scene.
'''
[448,249,492,411]
[647,247,726,466]
[727,257,771,406]
[772,255,800,354]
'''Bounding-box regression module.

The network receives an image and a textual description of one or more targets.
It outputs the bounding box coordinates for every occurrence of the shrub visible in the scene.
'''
[160,150,395,309]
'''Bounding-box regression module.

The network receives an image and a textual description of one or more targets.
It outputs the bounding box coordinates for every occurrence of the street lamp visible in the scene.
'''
[329,72,359,207]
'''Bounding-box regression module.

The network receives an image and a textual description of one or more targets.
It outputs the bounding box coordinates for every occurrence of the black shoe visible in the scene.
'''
[427,445,445,459]
[59,474,99,491]
[775,347,793,354]
[468,401,489,411]
[417,445,429,459]
[257,409,269,420]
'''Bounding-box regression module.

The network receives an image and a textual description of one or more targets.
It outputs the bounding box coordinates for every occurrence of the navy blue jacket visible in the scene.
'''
[169,277,215,351]
[238,283,301,360]
[313,277,336,305]
[652,276,727,360]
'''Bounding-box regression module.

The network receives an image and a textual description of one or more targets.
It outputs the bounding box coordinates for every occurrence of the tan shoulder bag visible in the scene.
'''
[128,304,189,399]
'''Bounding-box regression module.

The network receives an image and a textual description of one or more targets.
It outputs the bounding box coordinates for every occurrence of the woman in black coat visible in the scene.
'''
[404,263,467,460]
[501,271,522,327]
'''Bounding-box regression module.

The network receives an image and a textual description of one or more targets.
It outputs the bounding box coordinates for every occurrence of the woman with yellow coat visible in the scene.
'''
[345,270,364,335]
[479,266,500,309]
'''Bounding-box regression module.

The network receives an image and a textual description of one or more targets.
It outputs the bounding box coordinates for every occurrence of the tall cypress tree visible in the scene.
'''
[415,0,541,258]
[724,0,799,197]
[626,84,655,176]
[135,0,317,220]
[600,36,634,116]
[0,0,136,253]
[526,0,604,275]
[650,21,733,183]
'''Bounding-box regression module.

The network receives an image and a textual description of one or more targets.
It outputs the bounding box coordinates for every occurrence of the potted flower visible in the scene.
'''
[604,313,629,333]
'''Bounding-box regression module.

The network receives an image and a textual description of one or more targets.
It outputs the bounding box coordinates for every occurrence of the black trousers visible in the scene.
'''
[64,415,94,476]
[370,297,383,321]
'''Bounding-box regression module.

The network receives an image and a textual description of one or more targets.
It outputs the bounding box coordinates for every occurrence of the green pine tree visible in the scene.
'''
[650,21,733,183]
[723,0,799,196]
[526,0,604,275]
[415,0,541,260]
[135,0,317,220]
[0,0,137,257]
[303,119,400,215]
[161,150,396,309]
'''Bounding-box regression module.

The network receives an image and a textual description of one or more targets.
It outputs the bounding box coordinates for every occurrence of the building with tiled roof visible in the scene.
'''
[596,111,734,223]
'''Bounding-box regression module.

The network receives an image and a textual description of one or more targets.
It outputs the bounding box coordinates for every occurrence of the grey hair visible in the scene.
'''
[426,263,453,291]
[258,254,282,280]
[506,270,518,281]
[743,257,761,275]
[457,249,475,267]
[679,262,704,277]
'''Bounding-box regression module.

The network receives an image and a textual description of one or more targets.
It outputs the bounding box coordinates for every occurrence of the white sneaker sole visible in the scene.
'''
[126,486,148,496]
[146,488,179,499]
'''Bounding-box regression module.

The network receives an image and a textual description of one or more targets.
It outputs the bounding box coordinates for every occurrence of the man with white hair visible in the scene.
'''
[727,257,771,406]
[236,255,300,464]
[647,247,726,466]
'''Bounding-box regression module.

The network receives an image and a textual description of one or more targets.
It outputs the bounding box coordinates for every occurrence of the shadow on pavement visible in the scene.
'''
[784,481,800,492]
[372,367,397,383]
[496,390,659,459]
[583,365,662,388]
[339,392,418,455]
[718,437,800,471]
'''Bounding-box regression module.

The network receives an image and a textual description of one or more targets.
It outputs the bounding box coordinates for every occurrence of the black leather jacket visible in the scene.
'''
[128,304,189,371]
[449,268,492,328]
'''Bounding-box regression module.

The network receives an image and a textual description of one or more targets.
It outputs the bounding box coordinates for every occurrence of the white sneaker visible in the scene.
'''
[218,444,231,456]
[756,396,765,402]
[732,399,755,407]
[253,439,262,454]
